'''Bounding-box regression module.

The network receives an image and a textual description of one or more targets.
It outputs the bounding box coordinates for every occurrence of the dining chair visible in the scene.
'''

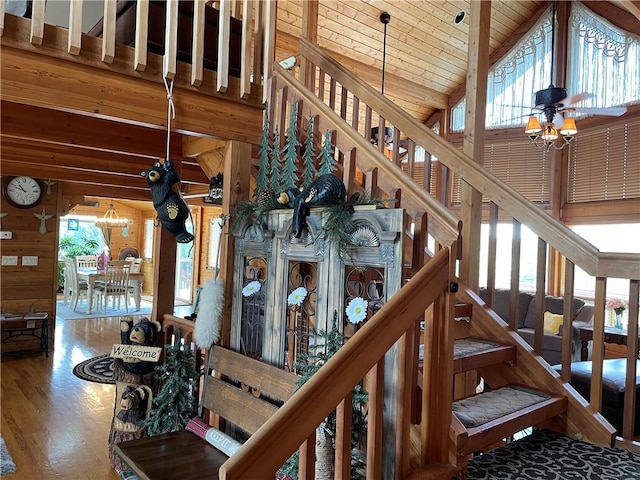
[125,258,143,308]
[107,260,132,268]
[94,266,131,313]
[64,257,89,312]
[76,255,98,269]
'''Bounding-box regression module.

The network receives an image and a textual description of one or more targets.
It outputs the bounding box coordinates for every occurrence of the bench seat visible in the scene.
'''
[116,431,228,480]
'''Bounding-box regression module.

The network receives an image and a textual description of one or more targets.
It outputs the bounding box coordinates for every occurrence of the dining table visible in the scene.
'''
[77,268,145,314]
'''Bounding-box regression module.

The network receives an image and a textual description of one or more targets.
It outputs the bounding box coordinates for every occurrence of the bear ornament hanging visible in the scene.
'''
[141,160,194,243]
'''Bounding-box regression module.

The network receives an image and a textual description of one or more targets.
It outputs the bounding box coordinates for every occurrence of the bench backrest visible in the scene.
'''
[204,347,299,435]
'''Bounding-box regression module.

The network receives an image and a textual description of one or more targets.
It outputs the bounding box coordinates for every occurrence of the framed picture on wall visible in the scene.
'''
[67,219,79,231]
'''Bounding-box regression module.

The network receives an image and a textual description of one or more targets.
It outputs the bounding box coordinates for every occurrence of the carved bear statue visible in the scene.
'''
[141,160,194,243]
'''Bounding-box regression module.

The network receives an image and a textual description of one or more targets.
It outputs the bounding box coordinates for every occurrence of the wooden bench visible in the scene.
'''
[114,346,298,479]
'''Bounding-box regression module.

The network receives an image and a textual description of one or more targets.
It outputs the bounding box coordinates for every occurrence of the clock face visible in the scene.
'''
[3,176,44,208]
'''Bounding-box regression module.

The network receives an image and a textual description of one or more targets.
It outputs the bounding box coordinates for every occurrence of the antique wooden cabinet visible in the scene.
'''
[231,206,404,367]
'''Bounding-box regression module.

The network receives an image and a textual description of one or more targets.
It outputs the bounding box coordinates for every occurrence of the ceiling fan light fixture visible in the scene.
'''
[541,124,559,141]
[525,116,542,134]
[559,117,578,136]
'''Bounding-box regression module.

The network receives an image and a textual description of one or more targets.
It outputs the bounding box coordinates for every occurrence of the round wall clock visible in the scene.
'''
[3,176,44,209]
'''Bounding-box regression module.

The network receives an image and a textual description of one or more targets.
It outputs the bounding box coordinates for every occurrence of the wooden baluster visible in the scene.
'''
[533,237,548,354]
[406,139,416,180]
[508,218,522,330]
[101,0,116,63]
[486,201,499,307]
[364,167,379,200]
[239,0,254,98]
[366,361,384,479]
[317,68,326,102]
[68,0,83,54]
[334,393,352,480]
[134,0,149,72]
[561,259,576,379]
[163,0,179,80]
[191,0,206,86]
[30,0,45,45]
[0,0,4,36]
[298,433,316,480]
[217,0,230,92]
[623,280,639,440]
[391,127,401,166]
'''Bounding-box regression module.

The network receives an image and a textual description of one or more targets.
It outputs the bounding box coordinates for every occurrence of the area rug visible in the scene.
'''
[56,300,152,321]
[72,354,115,384]
[463,429,640,479]
[1,436,17,475]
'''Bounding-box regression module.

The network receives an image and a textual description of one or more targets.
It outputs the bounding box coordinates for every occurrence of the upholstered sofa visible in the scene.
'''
[479,288,594,365]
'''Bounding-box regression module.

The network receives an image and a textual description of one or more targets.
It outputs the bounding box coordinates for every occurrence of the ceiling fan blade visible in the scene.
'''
[559,92,593,106]
[570,106,627,116]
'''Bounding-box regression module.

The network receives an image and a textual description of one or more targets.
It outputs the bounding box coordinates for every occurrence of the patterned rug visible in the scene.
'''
[464,429,640,479]
[72,354,115,384]
[1,436,16,475]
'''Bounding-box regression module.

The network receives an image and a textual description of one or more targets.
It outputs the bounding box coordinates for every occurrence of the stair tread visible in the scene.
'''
[453,338,502,358]
[453,385,553,428]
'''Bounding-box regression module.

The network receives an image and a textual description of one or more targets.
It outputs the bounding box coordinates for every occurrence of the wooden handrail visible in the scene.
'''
[272,62,462,248]
[219,248,452,479]
[296,38,640,281]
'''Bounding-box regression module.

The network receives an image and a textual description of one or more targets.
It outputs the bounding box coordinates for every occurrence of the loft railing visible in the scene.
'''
[0,0,272,102]
[273,38,640,444]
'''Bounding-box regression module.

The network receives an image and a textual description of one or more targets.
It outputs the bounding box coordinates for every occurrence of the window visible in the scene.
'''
[207,216,224,271]
[143,219,155,259]
[479,223,540,291]
[567,2,640,111]
[452,11,552,131]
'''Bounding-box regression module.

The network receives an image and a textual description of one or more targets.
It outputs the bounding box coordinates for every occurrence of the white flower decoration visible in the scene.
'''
[288,287,308,307]
[346,297,368,324]
[242,280,262,298]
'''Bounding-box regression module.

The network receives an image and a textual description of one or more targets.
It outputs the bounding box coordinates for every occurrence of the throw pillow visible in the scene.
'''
[543,311,563,335]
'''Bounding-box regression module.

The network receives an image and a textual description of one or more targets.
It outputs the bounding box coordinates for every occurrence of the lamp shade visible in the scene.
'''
[559,117,578,136]
[525,116,542,134]
[541,124,558,141]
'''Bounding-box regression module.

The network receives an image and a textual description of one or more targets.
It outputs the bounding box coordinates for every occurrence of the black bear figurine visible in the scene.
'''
[292,174,347,238]
[141,160,194,243]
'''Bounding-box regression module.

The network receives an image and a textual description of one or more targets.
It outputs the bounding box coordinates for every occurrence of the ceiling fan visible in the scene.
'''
[524,1,627,151]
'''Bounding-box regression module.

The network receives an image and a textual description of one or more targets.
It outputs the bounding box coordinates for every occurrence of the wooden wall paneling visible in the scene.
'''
[1,176,59,351]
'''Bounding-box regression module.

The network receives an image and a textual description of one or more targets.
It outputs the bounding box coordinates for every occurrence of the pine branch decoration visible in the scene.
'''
[317,130,336,176]
[302,115,317,188]
[270,128,282,193]
[255,108,271,198]
[281,99,301,190]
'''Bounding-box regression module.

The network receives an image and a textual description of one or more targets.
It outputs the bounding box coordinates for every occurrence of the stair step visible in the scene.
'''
[453,338,516,374]
[453,385,567,453]
[455,302,473,320]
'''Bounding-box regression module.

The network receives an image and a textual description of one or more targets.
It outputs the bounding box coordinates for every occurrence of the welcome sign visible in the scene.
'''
[110,344,162,362]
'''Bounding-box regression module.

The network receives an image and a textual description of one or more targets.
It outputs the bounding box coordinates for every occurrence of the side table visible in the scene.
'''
[1,313,49,357]
[579,325,639,361]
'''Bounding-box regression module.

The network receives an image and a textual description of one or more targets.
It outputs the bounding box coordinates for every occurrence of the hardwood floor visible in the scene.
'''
[1,317,127,479]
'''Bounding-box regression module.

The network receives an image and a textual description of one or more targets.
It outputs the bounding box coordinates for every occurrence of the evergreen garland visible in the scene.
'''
[317,130,336,176]
[279,312,368,479]
[139,328,200,436]
[255,108,271,198]
[302,115,317,188]
[270,128,282,193]
[281,99,301,190]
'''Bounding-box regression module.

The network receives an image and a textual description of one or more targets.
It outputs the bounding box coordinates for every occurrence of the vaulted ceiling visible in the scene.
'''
[1,1,638,204]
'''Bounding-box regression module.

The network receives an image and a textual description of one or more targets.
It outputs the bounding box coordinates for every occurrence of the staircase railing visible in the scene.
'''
[220,247,456,479]
[272,38,640,444]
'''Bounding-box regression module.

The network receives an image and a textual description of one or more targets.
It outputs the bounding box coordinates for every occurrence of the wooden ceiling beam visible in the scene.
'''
[182,136,228,157]
[62,182,153,202]
[1,101,183,159]
[0,46,263,144]
[1,137,210,185]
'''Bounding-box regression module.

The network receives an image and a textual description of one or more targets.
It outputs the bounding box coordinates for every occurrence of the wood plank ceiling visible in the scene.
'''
[2,0,637,203]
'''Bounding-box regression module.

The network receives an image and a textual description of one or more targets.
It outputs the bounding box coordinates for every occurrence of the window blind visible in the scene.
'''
[450,139,551,205]
[567,119,640,203]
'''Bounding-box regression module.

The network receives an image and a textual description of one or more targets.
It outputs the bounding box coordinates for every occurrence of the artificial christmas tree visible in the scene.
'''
[140,328,201,436]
